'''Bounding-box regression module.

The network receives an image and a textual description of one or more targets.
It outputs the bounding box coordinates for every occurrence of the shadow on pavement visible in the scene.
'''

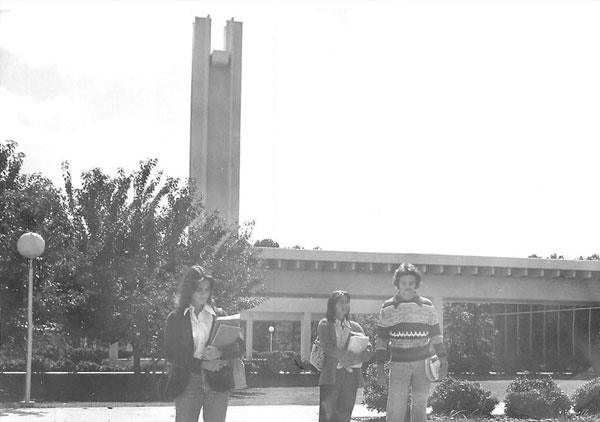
[0,407,47,417]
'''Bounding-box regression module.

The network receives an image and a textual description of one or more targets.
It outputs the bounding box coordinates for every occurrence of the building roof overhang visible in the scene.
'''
[258,247,600,280]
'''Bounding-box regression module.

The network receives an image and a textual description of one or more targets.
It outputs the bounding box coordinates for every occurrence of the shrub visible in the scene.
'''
[264,350,302,374]
[571,376,600,415]
[429,377,498,416]
[504,376,571,419]
[447,351,495,375]
[363,362,390,413]
[243,357,270,376]
[0,357,25,372]
[69,347,108,364]
[447,351,471,374]
[470,352,495,375]
[75,361,104,372]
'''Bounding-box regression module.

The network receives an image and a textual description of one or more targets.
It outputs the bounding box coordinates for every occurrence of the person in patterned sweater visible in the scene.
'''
[375,263,448,422]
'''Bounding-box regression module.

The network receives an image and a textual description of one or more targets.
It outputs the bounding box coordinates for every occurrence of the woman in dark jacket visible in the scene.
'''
[164,265,245,422]
[318,290,373,422]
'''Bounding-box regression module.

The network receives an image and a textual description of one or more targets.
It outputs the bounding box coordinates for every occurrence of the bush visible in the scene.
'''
[363,362,390,413]
[470,352,495,375]
[447,352,471,374]
[75,361,104,372]
[571,376,600,415]
[265,350,302,374]
[69,347,108,364]
[429,377,498,416]
[504,376,571,419]
[243,357,270,376]
[447,351,495,375]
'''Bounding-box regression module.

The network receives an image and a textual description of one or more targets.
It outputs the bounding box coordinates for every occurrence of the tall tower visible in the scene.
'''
[189,16,242,224]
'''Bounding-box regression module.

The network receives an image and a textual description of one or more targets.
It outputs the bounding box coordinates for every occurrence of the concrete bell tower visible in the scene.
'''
[189,16,242,224]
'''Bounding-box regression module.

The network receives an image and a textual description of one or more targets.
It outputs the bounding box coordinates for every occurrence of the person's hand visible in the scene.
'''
[375,365,387,387]
[201,359,227,372]
[339,360,354,369]
[342,351,361,362]
[204,345,223,361]
[439,358,449,379]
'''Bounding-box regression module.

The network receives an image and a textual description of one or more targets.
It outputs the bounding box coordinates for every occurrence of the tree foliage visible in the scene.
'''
[253,238,279,248]
[1,141,266,375]
[444,303,496,374]
[0,140,79,349]
[60,158,266,373]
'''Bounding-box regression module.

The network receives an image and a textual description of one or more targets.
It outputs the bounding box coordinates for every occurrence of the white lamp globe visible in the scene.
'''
[17,232,45,259]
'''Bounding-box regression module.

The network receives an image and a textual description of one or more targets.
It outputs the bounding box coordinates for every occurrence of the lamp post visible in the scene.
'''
[17,232,45,406]
[268,326,274,352]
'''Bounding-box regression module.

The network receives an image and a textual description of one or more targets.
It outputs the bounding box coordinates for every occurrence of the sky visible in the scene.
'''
[1,0,599,260]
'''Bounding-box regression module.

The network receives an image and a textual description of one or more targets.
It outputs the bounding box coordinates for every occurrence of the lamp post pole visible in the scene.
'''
[17,232,45,406]
[268,326,274,352]
[25,258,34,403]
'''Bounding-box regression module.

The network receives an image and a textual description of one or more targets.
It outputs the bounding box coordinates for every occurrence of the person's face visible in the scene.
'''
[191,278,211,308]
[334,295,350,320]
[396,274,418,300]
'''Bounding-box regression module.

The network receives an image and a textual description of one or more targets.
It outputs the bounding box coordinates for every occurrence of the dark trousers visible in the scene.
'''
[319,368,359,422]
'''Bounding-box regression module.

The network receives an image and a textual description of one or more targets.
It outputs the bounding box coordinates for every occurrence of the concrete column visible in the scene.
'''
[245,313,254,359]
[432,297,444,335]
[108,341,119,362]
[300,312,312,361]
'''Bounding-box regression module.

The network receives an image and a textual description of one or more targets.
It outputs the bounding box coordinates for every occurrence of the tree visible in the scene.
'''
[444,303,496,373]
[61,159,266,374]
[253,238,279,248]
[0,140,80,351]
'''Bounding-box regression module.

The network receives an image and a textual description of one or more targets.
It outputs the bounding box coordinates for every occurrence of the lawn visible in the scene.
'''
[228,379,589,406]
[11,379,589,407]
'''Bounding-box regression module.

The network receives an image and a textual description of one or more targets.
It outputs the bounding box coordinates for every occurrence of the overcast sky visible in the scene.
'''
[1,0,599,259]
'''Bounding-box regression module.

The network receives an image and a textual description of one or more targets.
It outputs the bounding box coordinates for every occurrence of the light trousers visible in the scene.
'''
[175,371,229,422]
[386,360,431,422]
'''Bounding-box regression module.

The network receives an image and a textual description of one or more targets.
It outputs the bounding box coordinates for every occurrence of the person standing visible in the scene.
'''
[375,263,448,422]
[164,265,245,422]
[318,290,373,422]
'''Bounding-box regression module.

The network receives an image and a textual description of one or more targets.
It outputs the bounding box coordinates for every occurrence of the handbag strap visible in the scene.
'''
[205,313,218,347]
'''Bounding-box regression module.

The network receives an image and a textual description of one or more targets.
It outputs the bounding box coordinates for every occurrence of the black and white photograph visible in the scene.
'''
[1,1,599,421]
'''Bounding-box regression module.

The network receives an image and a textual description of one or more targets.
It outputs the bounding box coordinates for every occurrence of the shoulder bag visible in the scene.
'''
[310,337,325,372]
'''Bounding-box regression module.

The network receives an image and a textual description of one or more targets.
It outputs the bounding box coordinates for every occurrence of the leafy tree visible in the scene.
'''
[444,303,495,374]
[254,238,279,248]
[528,253,564,259]
[61,159,266,374]
[0,140,80,351]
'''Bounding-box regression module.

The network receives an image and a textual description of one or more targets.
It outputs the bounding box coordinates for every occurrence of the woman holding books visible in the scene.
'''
[317,290,373,422]
[163,265,245,422]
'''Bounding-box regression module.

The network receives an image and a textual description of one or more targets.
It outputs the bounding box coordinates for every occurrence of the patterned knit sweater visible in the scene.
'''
[375,294,447,363]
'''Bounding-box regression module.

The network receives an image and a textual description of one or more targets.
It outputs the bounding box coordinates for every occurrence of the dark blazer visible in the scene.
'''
[317,318,373,387]
[163,306,245,397]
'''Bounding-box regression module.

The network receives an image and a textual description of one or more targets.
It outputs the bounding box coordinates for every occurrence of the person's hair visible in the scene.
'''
[177,265,215,311]
[393,263,422,288]
[325,290,351,322]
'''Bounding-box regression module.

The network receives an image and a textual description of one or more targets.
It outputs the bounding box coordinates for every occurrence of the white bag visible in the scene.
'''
[425,354,441,381]
[309,338,325,372]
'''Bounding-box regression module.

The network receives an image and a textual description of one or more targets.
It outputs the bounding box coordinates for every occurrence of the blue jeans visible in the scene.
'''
[175,371,229,422]
[386,360,431,422]
[319,368,359,422]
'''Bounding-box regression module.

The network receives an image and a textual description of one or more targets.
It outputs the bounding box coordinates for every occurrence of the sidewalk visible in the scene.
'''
[0,404,382,421]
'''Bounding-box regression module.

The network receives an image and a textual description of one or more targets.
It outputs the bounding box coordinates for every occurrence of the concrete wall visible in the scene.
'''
[189,17,241,224]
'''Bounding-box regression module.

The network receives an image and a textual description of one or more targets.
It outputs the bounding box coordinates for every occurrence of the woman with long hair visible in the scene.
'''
[163,265,245,422]
[317,290,373,422]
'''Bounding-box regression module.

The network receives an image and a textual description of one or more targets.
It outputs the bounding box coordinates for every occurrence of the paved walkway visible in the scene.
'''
[0,404,382,421]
